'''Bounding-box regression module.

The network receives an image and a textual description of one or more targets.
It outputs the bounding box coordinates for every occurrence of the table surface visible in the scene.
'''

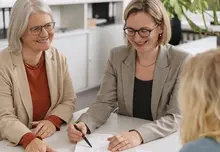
[0,36,217,152]
[0,108,181,152]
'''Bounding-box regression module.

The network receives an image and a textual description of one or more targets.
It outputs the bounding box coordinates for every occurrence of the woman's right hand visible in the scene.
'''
[25,138,55,152]
[67,122,88,143]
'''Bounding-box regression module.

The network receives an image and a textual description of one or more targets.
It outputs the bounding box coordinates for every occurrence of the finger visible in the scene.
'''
[67,126,83,138]
[81,126,87,135]
[36,125,47,137]
[67,124,74,131]
[46,129,55,138]
[69,137,82,143]
[107,136,114,141]
[41,145,47,152]
[68,133,83,142]
[46,145,56,152]
[31,121,40,128]
[67,124,77,133]
[108,136,123,150]
[71,131,83,139]
[68,132,83,142]
[118,143,132,151]
[41,129,50,139]
[73,123,88,136]
[34,123,44,134]
[108,137,118,150]
[112,140,127,152]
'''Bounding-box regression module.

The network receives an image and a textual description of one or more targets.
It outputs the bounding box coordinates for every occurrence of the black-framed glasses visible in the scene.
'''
[30,22,55,35]
[123,24,158,38]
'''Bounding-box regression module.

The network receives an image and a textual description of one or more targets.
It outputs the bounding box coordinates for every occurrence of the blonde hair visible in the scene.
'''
[8,0,53,52]
[124,0,171,46]
[179,48,220,145]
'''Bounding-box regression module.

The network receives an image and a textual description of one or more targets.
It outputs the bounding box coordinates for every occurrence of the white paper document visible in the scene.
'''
[74,133,152,152]
[75,133,112,152]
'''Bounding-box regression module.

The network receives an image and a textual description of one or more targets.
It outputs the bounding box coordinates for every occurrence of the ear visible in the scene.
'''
[158,24,163,34]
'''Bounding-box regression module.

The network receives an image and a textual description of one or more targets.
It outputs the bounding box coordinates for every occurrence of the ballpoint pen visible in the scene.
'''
[74,124,92,148]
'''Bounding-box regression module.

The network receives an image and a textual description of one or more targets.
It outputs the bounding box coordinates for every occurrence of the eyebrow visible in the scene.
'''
[30,22,53,28]
[125,26,153,30]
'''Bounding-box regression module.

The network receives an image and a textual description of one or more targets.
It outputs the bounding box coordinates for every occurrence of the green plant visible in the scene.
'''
[162,0,220,35]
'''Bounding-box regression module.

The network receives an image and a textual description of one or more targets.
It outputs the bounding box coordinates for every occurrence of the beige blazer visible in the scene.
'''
[0,47,76,145]
[77,44,190,143]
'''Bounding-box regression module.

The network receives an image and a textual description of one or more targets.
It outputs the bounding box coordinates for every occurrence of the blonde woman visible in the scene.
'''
[179,49,220,152]
[68,0,190,151]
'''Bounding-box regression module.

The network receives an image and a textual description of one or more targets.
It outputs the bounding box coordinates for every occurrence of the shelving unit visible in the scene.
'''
[0,0,126,92]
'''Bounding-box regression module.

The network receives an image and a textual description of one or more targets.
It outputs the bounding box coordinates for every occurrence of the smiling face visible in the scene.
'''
[21,11,54,53]
[125,11,163,53]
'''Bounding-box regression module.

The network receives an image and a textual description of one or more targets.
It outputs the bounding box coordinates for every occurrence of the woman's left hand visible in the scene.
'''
[107,130,143,151]
[31,120,56,139]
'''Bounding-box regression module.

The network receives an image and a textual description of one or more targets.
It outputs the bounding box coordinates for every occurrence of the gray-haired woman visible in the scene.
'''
[0,0,76,151]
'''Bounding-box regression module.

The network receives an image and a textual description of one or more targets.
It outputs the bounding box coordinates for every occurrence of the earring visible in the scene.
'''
[159,33,162,37]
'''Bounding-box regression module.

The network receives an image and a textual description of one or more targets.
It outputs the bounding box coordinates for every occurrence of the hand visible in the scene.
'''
[108,131,143,151]
[67,122,87,143]
[32,120,56,139]
[25,138,55,152]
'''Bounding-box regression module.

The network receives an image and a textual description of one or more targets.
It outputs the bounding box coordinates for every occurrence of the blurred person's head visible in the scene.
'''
[8,0,55,53]
[123,0,171,53]
[179,48,220,144]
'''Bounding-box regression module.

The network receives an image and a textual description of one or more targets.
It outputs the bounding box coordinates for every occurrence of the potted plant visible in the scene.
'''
[162,0,220,46]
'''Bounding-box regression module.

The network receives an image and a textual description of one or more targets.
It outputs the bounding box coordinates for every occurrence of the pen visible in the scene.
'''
[74,124,92,148]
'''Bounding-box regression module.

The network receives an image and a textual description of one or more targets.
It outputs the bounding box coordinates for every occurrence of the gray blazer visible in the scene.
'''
[77,44,190,143]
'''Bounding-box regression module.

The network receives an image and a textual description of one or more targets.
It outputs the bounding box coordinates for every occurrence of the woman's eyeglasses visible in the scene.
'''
[30,22,56,35]
[123,24,158,38]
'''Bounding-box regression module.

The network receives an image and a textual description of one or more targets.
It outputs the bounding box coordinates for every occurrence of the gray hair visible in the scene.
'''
[8,0,53,52]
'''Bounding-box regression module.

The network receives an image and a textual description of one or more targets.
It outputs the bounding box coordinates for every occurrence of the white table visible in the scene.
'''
[0,108,181,152]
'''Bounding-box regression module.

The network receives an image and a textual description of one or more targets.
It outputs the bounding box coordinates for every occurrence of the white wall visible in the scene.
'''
[181,11,220,26]
[123,0,131,11]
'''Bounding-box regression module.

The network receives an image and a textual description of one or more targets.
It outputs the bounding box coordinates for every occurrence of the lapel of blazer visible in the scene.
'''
[45,49,57,114]
[151,45,170,120]
[11,51,33,125]
[11,48,57,124]
[122,46,136,116]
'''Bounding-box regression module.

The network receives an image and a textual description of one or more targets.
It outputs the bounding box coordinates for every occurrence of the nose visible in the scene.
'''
[39,27,48,37]
[132,32,142,42]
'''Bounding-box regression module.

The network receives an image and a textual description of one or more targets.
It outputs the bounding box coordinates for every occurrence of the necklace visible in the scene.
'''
[24,62,41,69]
[137,60,156,67]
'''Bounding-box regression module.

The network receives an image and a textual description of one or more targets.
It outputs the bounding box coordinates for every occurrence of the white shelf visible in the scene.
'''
[47,0,123,5]
[0,0,123,8]
[55,29,88,38]
[0,0,16,8]
[0,0,125,92]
